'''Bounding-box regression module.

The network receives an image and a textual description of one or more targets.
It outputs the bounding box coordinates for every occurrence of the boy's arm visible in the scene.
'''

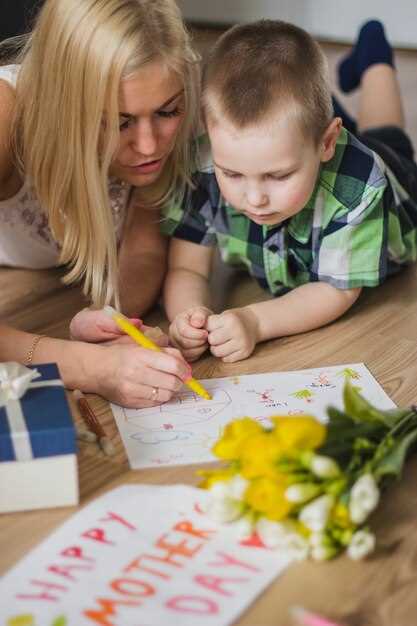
[164,238,214,320]
[207,281,361,362]
[118,191,168,317]
[247,281,361,341]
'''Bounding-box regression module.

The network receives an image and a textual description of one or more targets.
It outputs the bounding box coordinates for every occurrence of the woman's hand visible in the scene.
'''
[89,342,191,408]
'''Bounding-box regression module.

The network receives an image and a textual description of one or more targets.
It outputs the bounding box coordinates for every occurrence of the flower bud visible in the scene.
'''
[311,543,339,561]
[310,455,341,479]
[349,474,380,524]
[299,495,334,532]
[347,529,376,560]
[256,518,292,548]
[285,483,321,503]
[256,518,309,561]
[205,495,244,523]
[228,474,249,500]
[230,514,254,540]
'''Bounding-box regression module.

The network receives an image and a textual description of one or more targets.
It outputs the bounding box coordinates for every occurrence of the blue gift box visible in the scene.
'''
[0,363,77,462]
[0,363,79,513]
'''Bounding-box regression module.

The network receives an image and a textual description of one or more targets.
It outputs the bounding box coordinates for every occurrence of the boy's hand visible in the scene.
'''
[169,306,213,362]
[207,307,260,363]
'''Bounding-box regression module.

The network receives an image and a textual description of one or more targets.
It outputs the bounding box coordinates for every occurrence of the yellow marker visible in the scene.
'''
[104,306,211,400]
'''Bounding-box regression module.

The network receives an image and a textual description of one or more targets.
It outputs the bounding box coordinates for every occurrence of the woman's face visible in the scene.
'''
[110,60,185,187]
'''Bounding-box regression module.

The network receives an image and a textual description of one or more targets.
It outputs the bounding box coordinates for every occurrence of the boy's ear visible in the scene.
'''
[320,117,342,162]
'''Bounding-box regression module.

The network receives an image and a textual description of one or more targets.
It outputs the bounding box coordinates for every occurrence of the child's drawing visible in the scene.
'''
[111,363,395,469]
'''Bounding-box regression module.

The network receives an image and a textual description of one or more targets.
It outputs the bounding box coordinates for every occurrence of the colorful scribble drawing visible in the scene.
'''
[310,372,336,389]
[290,388,315,403]
[123,388,232,445]
[247,388,289,409]
[110,363,394,468]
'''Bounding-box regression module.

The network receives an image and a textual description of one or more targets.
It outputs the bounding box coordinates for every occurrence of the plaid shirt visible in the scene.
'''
[162,128,417,295]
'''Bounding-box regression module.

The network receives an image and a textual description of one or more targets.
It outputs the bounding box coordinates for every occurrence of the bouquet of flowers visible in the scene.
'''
[199,383,417,561]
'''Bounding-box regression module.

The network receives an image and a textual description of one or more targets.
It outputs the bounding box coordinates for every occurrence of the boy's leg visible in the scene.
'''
[337,20,404,132]
[357,64,404,132]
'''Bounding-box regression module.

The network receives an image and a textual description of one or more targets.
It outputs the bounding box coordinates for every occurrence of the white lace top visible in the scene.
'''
[0,65,129,268]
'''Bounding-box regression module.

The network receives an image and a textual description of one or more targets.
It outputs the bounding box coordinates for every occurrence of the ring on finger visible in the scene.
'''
[150,386,158,401]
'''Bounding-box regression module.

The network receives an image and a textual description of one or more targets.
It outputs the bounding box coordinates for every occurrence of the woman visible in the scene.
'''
[0,0,199,407]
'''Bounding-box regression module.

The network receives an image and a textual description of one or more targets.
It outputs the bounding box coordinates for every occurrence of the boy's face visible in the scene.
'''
[207,114,340,226]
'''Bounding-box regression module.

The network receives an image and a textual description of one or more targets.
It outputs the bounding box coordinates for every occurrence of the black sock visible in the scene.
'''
[338,20,394,94]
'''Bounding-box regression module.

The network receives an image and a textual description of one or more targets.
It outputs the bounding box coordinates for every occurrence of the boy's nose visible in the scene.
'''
[246,188,269,208]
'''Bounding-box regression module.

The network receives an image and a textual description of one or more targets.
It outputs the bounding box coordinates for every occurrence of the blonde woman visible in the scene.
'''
[0,0,200,407]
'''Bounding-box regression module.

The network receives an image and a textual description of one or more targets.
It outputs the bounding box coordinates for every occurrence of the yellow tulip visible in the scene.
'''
[198,466,236,489]
[239,432,285,479]
[212,418,264,460]
[271,415,326,451]
[245,477,293,521]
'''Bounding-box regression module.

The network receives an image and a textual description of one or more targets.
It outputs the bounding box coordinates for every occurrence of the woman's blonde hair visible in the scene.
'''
[9,0,200,306]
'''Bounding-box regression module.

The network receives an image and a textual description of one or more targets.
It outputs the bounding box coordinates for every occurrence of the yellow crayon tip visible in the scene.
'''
[104,306,212,400]
[185,377,212,400]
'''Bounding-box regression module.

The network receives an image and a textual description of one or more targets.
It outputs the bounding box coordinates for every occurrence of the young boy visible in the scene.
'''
[163,20,417,363]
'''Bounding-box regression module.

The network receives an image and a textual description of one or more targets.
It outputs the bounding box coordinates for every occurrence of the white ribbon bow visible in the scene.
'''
[0,362,41,406]
[0,362,64,461]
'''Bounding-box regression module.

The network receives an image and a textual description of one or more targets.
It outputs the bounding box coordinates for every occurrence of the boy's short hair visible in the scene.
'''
[202,20,333,145]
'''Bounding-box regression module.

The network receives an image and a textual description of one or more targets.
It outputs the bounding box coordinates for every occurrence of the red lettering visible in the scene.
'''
[100,511,136,531]
[48,563,93,581]
[61,546,95,562]
[82,528,114,545]
[208,551,260,572]
[84,597,140,626]
[173,520,215,540]
[153,534,203,567]
[16,579,67,602]
[124,555,171,580]
[111,578,155,598]
[166,595,218,615]
[195,574,249,596]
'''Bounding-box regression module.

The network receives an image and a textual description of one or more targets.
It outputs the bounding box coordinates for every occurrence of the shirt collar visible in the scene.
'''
[283,171,322,243]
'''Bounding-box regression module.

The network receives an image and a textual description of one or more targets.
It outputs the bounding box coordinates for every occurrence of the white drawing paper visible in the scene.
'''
[111,363,395,469]
[1,484,295,626]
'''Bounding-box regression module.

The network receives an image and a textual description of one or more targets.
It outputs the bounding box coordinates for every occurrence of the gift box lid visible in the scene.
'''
[0,363,77,462]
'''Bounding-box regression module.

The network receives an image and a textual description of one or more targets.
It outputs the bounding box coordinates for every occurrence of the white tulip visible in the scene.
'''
[310,455,341,479]
[228,474,249,500]
[285,483,321,503]
[349,474,380,524]
[230,514,254,540]
[311,544,337,561]
[347,529,376,560]
[209,481,230,499]
[256,518,309,561]
[309,531,327,548]
[299,495,334,532]
[283,532,310,562]
[205,495,244,523]
[256,518,292,548]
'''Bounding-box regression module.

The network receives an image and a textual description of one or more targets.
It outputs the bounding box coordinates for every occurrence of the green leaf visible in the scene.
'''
[52,617,67,626]
[373,429,417,480]
[343,382,403,428]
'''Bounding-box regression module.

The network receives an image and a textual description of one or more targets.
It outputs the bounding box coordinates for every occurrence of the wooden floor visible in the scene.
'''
[2,37,417,626]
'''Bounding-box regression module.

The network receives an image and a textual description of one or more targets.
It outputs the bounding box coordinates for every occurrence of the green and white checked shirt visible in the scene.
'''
[162,128,417,295]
